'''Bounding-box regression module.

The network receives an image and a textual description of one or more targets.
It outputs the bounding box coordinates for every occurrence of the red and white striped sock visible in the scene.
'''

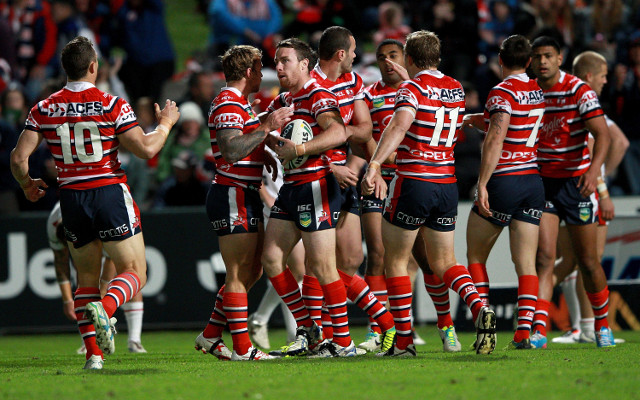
[514,275,538,342]
[302,275,323,330]
[531,298,550,336]
[386,275,413,350]
[203,285,226,338]
[269,269,312,328]
[443,265,484,322]
[423,272,454,329]
[364,275,387,334]
[223,292,252,354]
[468,263,490,307]
[74,287,103,360]
[586,287,611,330]
[347,274,394,332]
[102,272,141,317]
[322,280,351,347]
[321,305,333,340]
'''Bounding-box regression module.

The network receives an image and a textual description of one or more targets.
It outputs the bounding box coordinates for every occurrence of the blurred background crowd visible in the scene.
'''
[1,0,639,215]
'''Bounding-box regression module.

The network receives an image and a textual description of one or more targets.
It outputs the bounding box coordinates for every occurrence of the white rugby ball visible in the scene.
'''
[280,119,313,169]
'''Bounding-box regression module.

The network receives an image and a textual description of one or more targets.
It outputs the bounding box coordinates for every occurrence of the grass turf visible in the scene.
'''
[1,327,638,400]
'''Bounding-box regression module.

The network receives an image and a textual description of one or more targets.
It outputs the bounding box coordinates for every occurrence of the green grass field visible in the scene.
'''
[1,327,639,400]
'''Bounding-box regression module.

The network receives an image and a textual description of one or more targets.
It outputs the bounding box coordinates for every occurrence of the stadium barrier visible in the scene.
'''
[1,199,639,334]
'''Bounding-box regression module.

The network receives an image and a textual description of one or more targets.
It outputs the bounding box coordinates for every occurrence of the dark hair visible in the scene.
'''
[221,45,262,82]
[60,36,96,81]
[499,35,532,69]
[318,26,353,61]
[531,36,561,53]
[277,38,317,72]
[405,30,440,69]
[376,39,405,56]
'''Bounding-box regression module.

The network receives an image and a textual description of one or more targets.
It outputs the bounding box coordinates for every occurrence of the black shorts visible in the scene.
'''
[206,184,263,236]
[383,175,458,232]
[270,174,341,232]
[59,183,141,248]
[542,176,597,225]
[472,174,544,227]
[361,169,395,214]
[339,185,361,216]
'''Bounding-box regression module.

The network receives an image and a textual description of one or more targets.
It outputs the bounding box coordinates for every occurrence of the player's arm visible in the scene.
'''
[218,107,293,164]
[604,121,629,178]
[10,128,48,202]
[463,113,487,131]
[118,99,180,159]
[362,107,414,198]
[53,246,76,321]
[273,111,347,163]
[587,135,615,221]
[346,99,373,144]
[580,115,610,197]
[476,111,510,217]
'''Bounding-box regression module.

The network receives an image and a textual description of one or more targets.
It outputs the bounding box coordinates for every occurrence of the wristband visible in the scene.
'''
[368,161,381,171]
[597,181,608,195]
[58,280,70,285]
[295,144,305,157]
[156,124,170,135]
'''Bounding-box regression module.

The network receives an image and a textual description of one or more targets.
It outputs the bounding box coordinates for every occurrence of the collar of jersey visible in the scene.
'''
[221,86,243,98]
[414,69,444,79]
[505,72,530,82]
[65,81,96,92]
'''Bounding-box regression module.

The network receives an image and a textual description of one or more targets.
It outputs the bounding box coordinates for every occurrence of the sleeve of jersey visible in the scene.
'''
[354,74,366,100]
[114,98,139,134]
[362,88,373,109]
[267,94,285,113]
[24,105,42,132]
[576,86,604,120]
[210,104,246,131]
[394,83,418,112]
[311,91,340,118]
[485,89,512,116]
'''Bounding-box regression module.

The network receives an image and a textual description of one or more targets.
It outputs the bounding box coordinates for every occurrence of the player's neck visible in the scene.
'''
[317,61,341,81]
[228,80,250,98]
[538,72,560,90]
[290,76,312,95]
[502,67,526,79]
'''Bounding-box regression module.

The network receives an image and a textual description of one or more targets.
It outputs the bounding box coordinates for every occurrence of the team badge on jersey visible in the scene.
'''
[373,97,385,108]
[300,212,312,228]
[579,207,591,222]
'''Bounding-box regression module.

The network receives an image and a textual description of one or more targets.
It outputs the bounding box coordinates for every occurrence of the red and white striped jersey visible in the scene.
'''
[267,78,340,185]
[483,73,545,176]
[537,71,604,178]
[394,70,465,183]
[310,66,364,165]
[208,86,263,189]
[25,81,138,190]
[363,80,398,175]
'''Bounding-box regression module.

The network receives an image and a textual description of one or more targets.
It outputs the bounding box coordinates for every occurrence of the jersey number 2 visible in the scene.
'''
[56,122,103,164]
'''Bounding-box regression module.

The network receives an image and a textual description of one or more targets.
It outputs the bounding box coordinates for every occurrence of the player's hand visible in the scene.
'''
[155,99,180,127]
[577,169,598,197]
[63,300,77,321]
[264,107,293,133]
[264,149,279,181]
[463,113,485,131]
[272,136,297,163]
[21,178,48,202]
[476,185,492,217]
[362,165,386,199]
[385,58,409,81]
[330,164,358,188]
[599,196,615,221]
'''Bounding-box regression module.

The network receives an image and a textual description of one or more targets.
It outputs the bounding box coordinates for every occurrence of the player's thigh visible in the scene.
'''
[466,210,503,265]
[381,218,417,277]
[261,217,301,275]
[566,222,599,270]
[508,219,539,276]
[301,228,338,283]
[102,233,147,284]
[68,239,103,287]
[335,211,364,273]
[420,226,456,277]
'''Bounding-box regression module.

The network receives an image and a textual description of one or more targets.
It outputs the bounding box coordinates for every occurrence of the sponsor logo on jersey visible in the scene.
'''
[397,211,425,226]
[540,116,566,138]
[47,101,104,117]
[436,216,457,226]
[490,210,512,223]
[213,113,244,129]
[373,97,385,108]
[396,88,417,107]
[523,208,543,220]
[311,98,339,115]
[300,212,312,227]
[516,90,544,104]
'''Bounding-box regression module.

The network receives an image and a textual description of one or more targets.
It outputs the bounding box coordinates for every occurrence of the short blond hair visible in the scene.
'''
[221,45,262,82]
[405,30,440,69]
[572,51,607,80]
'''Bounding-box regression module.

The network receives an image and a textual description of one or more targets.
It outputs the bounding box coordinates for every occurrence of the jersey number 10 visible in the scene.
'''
[56,121,103,164]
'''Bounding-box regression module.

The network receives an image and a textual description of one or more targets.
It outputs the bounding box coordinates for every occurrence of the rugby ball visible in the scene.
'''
[280,119,313,169]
